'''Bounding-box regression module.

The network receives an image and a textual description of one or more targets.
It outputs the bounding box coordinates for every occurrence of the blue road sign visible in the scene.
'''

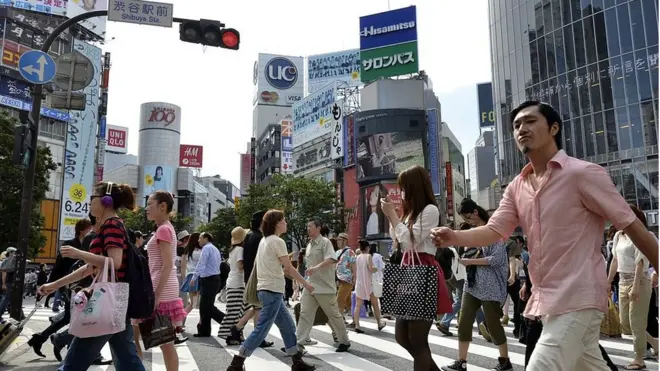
[18,50,56,85]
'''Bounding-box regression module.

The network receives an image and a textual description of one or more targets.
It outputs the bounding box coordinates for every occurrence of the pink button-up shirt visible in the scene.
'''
[488,150,637,317]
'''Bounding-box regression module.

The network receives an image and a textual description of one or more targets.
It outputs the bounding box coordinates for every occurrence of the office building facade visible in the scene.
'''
[489,0,659,226]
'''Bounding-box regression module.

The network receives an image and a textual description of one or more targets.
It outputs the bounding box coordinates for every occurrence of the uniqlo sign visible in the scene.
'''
[106,125,128,154]
[179,144,203,168]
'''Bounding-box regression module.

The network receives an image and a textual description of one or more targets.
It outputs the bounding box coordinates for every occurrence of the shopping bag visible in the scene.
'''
[381,250,439,321]
[372,275,383,298]
[138,313,176,350]
[600,297,622,338]
[69,258,129,338]
[244,266,260,308]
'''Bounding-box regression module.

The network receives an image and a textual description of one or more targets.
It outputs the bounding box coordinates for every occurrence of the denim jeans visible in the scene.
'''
[238,290,298,358]
[441,285,463,327]
[52,291,62,311]
[58,322,145,371]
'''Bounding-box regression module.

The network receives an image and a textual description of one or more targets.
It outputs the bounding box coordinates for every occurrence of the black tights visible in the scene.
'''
[395,319,439,371]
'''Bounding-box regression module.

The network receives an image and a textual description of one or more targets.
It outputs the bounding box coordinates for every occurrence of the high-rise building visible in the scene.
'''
[467,131,498,209]
[489,0,659,228]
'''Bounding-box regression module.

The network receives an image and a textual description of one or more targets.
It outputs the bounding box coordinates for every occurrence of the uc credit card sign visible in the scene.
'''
[359,6,418,51]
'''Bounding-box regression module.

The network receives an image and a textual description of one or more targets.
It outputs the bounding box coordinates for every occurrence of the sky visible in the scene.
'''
[103,0,492,186]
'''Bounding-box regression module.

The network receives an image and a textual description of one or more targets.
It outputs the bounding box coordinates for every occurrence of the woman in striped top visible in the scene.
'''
[144,191,188,371]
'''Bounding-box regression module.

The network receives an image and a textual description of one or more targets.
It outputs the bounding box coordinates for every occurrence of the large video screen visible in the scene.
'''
[362,182,403,238]
[356,131,424,181]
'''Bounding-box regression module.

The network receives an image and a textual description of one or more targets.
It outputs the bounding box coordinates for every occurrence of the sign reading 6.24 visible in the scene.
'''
[64,200,89,214]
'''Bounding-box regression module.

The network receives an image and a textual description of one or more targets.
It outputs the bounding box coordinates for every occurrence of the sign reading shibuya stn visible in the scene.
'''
[359,6,418,51]
[360,41,419,82]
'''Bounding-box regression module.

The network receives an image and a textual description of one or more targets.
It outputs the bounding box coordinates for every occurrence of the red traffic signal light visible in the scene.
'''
[178,19,239,50]
[220,28,240,50]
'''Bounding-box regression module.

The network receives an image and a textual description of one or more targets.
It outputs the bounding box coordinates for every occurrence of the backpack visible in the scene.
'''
[435,248,455,280]
[113,218,155,320]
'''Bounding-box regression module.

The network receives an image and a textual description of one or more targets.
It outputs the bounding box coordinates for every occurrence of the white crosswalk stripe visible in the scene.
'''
[3,303,655,370]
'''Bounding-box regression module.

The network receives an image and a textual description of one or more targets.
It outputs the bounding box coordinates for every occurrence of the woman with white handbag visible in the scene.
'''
[38,182,145,371]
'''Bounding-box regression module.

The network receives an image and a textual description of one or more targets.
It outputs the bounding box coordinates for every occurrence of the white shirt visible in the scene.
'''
[366,212,379,235]
[613,231,652,274]
[449,247,467,281]
[227,246,245,289]
[372,253,384,283]
[186,249,202,275]
[390,204,440,256]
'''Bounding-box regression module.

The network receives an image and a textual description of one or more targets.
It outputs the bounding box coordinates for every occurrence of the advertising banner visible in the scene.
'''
[307,49,361,94]
[343,168,360,248]
[360,41,419,82]
[427,109,440,194]
[356,131,424,181]
[359,6,418,83]
[292,82,337,148]
[179,144,203,168]
[280,120,294,174]
[0,0,67,16]
[446,162,454,218]
[106,124,128,154]
[240,153,251,195]
[330,103,343,160]
[362,182,401,237]
[6,8,66,34]
[359,6,418,51]
[254,54,304,106]
[2,39,33,70]
[142,165,174,199]
[67,0,108,38]
[292,137,331,175]
[343,114,355,167]
[477,82,495,128]
[250,138,256,183]
[58,40,101,241]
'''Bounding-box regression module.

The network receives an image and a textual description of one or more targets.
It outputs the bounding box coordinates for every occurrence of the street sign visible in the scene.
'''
[108,0,174,28]
[18,50,56,85]
[55,52,94,92]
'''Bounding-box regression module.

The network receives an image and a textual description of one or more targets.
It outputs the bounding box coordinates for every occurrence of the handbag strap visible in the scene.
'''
[400,208,424,268]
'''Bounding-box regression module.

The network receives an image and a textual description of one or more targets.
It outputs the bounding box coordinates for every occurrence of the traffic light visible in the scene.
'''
[179,19,240,50]
[12,111,34,168]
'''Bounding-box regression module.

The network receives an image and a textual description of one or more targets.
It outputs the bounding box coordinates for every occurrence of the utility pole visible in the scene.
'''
[10,10,239,320]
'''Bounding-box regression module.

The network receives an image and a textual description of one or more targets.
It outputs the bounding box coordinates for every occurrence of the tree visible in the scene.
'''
[117,207,193,235]
[237,174,343,250]
[0,113,57,258]
[197,207,238,248]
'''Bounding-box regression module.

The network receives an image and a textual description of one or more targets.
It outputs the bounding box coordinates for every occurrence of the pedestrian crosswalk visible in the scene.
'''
[2,303,655,371]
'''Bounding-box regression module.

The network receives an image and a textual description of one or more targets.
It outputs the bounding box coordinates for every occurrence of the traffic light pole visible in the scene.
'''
[9,10,191,320]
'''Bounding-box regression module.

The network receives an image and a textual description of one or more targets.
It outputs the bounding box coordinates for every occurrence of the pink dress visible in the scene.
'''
[147,221,187,326]
[354,253,373,300]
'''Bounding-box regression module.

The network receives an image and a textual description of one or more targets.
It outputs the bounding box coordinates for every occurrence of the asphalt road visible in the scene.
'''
[0,297,652,371]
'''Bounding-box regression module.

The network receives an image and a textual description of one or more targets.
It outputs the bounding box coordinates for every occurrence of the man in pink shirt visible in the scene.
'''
[431,101,658,371]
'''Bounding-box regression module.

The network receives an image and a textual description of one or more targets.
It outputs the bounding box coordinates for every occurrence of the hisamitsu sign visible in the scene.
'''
[359,6,418,51]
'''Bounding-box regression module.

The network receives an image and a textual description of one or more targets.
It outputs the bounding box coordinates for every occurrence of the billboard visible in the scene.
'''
[292,82,337,148]
[179,144,203,168]
[240,153,251,195]
[254,53,304,106]
[67,0,108,38]
[292,137,332,175]
[142,165,175,199]
[446,162,454,218]
[343,114,356,167]
[427,109,440,194]
[477,82,495,128]
[359,6,419,82]
[362,182,402,237]
[250,138,256,183]
[307,49,361,94]
[140,102,181,132]
[356,131,424,181]
[58,40,101,240]
[106,124,128,154]
[0,0,67,16]
[343,168,360,247]
[330,103,343,160]
[360,41,419,82]
[280,119,294,174]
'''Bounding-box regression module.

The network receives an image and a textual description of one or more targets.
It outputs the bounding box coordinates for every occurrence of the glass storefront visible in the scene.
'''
[489,0,659,226]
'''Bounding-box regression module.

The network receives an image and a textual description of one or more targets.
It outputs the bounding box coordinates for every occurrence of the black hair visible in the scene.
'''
[358,239,370,251]
[514,235,525,244]
[308,218,323,229]
[458,198,490,223]
[88,212,96,226]
[510,101,563,150]
[320,225,330,237]
[369,243,378,255]
[186,232,201,258]
[151,191,174,213]
[94,182,135,210]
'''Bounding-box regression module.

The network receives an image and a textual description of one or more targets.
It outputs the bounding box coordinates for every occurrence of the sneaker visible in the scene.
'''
[479,323,492,343]
[299,338,317,346]
[441,359,467,370]
[336,343,350,352]
[492,357,513,371]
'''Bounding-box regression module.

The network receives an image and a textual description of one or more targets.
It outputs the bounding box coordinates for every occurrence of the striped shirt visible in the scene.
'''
[89,218,129,282]
[146,221,180,302]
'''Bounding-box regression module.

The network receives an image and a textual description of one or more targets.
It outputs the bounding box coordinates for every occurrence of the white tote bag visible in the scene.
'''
[69,258,129,338]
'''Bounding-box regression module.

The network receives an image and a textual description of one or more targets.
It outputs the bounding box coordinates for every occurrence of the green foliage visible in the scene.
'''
[197,207,238,248]
[117,207,193,235]
[0,112,56,258]
[236,174,343,250]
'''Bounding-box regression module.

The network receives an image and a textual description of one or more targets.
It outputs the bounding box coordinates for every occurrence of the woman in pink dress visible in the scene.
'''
[145,191,188,371]
[353,239,386,333]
